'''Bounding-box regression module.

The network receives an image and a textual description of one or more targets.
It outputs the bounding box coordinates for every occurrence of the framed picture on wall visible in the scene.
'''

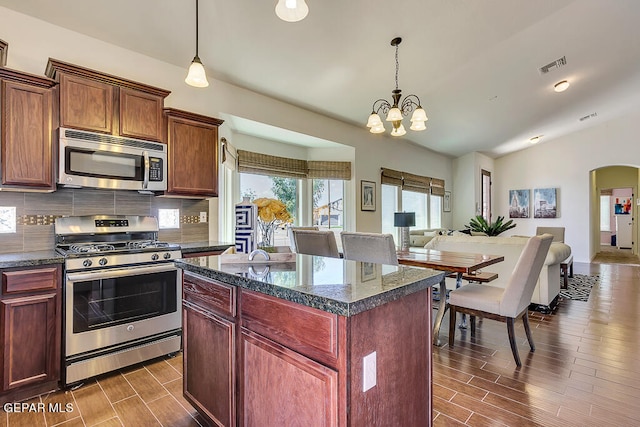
[443,191,451,212]
[509,189,530,218]
[361,180,376,211]
[533,188,558,218]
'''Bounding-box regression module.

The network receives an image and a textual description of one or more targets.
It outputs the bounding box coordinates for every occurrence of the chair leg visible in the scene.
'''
[448,306,456,347]
[506,317,522,367]
[522,312,535,352]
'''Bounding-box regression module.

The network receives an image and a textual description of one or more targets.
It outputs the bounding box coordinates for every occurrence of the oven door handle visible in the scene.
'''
[67,264,177,282]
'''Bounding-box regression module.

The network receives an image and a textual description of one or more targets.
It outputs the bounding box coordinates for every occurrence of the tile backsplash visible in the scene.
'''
[0,188,212,254]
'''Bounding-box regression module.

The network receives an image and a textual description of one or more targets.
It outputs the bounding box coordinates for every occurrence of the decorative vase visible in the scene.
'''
[235,197,257,253]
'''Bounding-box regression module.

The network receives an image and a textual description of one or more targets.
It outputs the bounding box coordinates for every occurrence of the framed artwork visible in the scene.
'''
[361,262,377,282]
[361,180,376,211]
[509,189,530,218]
[443,191,451,212]
[533,188,558,218]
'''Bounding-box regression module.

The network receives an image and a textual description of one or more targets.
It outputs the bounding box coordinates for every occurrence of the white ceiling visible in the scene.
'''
[2,0,640,158]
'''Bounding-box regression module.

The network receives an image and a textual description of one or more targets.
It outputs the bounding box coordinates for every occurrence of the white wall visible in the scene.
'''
[452,152,494,230]
[0,6,452,237]
[495,108,640,262]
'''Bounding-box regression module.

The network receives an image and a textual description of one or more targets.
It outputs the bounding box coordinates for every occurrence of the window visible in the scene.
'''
[381,185,399,235]
[429,195,441,228]
[313,179,344,229]
[600,195,611,232]
[240,173,299,247]
[402,191,428,228]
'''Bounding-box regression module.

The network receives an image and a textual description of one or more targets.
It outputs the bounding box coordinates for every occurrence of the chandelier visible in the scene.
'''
[366,37,427,136]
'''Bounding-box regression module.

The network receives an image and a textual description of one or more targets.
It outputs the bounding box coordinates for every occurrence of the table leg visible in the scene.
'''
[432,277,448,346]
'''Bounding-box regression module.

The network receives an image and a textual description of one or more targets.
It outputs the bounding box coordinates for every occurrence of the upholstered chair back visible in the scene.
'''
[292,229,340,258]
[340,232,398,265]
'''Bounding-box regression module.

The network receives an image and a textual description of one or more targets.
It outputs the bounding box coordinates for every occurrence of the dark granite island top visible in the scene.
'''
[175,253,444,317]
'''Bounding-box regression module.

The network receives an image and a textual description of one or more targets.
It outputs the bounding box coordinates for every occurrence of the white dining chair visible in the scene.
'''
[448,234,553,367]
[292,229,340,258]
[340,231,398,265]
[287,226,319,252]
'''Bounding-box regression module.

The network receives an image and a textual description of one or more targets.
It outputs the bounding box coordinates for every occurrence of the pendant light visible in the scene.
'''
[275,0,309,22]
[185,0,209,87]
[366,37,428,136]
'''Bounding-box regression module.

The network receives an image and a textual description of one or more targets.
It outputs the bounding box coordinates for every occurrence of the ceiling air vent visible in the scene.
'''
[579,112,598,122]
[539,56,567,75]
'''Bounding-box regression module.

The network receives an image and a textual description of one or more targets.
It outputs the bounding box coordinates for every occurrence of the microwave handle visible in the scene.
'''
[142,151,149,189]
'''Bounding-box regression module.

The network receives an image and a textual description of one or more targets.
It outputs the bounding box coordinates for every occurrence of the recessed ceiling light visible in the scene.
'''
[529,135,543,144]
[554,80,570,92]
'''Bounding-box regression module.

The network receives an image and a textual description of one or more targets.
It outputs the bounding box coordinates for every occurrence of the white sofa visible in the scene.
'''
[409,228,449,248]
[424,235,571,309]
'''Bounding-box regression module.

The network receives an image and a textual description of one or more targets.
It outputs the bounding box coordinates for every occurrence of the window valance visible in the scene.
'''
[237,150,351,180]
[380,168,446,196]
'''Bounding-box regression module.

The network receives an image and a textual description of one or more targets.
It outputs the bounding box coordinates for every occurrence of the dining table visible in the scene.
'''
[396,247,505,345]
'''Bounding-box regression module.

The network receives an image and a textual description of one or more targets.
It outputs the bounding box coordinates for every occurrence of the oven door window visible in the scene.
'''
[66,147,143,181]
[72,270,177,333]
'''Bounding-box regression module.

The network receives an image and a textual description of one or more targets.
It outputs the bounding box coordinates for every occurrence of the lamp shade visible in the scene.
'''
[275,0,309,22]
[394,212,416,227]
[185,57,209,87]
[390,123,406,136]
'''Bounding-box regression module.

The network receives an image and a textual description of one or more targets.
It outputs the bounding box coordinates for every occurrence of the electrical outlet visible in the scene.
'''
[199,212,207,223]
[362,351,377,392]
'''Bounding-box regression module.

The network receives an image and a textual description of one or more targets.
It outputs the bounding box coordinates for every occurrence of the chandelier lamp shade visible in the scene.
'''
[275,0,309,22]
[366,37,428,136]
[185,0,209,88]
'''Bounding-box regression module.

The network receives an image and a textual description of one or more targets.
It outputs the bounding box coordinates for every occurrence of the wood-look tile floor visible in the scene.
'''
[4,260,640,426]
[2,353,205,427]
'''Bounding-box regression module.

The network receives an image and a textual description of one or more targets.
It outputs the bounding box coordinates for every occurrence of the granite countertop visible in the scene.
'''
[179,241,235,254]
[0,250,64,269]
[176,254,444,317]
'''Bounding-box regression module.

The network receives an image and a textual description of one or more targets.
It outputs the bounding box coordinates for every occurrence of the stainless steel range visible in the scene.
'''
[55,215,182,385]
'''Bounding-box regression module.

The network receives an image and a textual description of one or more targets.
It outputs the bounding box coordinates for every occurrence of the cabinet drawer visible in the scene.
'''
[183,272,236,318]
[2,267,59,294]
[241,289,339,367]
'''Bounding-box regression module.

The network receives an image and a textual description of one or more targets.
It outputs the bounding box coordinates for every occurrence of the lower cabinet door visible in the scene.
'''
[183,302,235,427]
[1,292,59,391]
[241,329,338,427]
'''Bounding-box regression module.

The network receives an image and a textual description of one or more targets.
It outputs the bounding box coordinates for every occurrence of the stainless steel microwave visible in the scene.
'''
[58,128,167,192]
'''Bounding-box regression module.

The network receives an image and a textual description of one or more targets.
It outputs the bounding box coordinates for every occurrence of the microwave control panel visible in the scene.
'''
[149,157,163,181]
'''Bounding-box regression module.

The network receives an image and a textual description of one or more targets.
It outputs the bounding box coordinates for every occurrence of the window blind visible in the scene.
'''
[237,150,351,180]
[380,168,403,186]
[402,172,431,194]
[430,178,445,196]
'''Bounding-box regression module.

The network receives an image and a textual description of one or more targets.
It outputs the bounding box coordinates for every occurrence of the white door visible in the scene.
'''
[616,215,633,249]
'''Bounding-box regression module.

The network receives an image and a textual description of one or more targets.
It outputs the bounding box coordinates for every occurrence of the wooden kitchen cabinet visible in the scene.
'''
[182,272,237,427]
[46,59,170,142]
[0,68,56,191]
[0,265,62,404]
[164,108,224,198]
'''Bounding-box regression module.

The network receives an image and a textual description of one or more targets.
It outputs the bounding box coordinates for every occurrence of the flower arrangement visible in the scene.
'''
[253,198,293,247]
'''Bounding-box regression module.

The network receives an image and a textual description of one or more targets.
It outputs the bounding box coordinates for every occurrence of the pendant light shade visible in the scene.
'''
[185,0,209,88]
[275,0,309,22]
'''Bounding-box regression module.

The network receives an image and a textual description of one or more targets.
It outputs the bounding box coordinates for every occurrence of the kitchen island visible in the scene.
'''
[176,254,444,427]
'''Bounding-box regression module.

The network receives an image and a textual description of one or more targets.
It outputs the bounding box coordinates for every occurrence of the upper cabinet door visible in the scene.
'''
[164,109,224,198]
[58,73,114,134]
[1,80,54,189]
[120,87,164,142]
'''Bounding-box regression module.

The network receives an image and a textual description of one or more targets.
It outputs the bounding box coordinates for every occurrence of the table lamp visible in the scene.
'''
[394,212,416,252]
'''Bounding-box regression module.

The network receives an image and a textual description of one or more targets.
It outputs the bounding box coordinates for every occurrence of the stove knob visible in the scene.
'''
[163,252,172,260]
[151,253,160,261]
[99,257,108,266]
[82,259,92,267]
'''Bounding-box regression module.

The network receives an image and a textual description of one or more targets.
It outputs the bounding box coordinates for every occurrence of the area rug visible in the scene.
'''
[559,273,599,302]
